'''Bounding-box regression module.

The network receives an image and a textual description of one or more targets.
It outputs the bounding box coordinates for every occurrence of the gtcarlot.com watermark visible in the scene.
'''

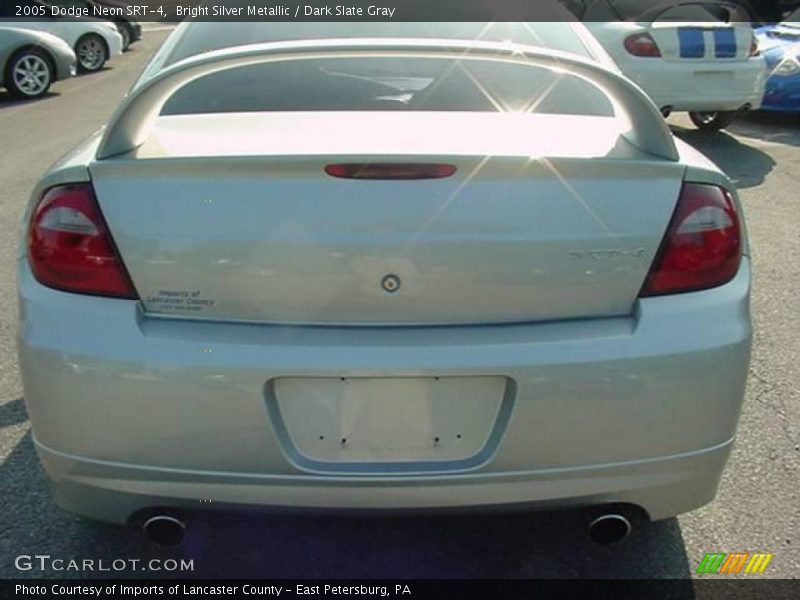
[15,554,194,573]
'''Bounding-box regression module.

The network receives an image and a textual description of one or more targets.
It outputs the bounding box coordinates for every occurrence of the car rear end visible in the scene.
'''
[92,0,143,45]
[586,2,767,114]
[17,23,751,526]
[129,19,141,43]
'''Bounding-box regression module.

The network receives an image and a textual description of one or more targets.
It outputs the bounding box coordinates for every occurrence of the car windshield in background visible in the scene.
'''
[161,22,594,66]
[784,8,800,23]
[605,0,752,21]
[161,56,615,117]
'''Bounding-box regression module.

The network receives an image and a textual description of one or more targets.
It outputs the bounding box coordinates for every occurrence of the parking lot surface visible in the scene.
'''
[0,30,797,580]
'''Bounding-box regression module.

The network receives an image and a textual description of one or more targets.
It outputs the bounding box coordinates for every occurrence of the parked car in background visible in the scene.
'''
[755,9,800,110]
[734,0,800,23]
[0,0,123,72]
[771,1,800,21]
[18,21,751,546]
[566,0,768,130]
[0,26,75,97]
[45,0,141,51]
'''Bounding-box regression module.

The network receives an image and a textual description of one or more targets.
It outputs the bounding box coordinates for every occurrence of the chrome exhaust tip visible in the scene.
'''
[588,513,632,545]
[142,515,186,546]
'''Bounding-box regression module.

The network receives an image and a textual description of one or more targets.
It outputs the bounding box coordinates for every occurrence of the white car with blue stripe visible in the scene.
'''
[574,0,768,130]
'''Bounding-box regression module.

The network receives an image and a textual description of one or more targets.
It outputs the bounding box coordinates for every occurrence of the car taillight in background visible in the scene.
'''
[640,183,741,296]
[624,33,662,58]
[27,184,137,298]
[750,36,760,57]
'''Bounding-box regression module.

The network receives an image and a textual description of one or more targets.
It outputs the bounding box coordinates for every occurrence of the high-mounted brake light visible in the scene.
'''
[325,163,457,180]
[27,184,138,298]
[640,183,741,296]
[624,33,662,58]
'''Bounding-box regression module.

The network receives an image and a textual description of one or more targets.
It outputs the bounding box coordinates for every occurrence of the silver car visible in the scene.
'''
[0,26,76,98]
[17,21,751,546]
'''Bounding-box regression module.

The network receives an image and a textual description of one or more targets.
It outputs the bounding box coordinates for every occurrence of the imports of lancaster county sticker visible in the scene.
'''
[146,290,215,312]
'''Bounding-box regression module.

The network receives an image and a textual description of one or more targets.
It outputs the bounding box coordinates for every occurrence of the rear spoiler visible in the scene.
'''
[96,38,679,161]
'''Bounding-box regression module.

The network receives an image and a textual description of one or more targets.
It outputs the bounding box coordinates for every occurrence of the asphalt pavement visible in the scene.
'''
[0,30,797,581]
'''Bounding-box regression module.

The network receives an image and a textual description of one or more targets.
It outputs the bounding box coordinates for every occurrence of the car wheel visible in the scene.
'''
[688,111,737,132]
[75,34,108,73]
[5,48,53,99]
[118,23,131,52]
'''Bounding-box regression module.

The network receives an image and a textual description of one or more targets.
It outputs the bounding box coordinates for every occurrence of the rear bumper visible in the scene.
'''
[36,435,733,524]
[622,58,767,112]
[17,258,752,523]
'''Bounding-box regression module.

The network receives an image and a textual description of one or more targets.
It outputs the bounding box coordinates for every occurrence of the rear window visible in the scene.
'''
[163,22,595,66]
[582,0,752,21]
[161,56,615,117]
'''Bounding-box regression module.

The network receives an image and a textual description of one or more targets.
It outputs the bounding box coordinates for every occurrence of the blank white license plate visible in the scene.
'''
[272,376,506,465]
[692,71,734,85]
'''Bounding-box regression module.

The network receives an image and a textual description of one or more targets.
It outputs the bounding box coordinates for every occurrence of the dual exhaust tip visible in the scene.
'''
[587,513,632,545]
[142,515,186,547]
[141,510,633,547]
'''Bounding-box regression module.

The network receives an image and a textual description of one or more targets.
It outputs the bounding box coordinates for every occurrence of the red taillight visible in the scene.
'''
[624,33,662,58]
[640,183,741,297]
[27,184,137,299]
[325,163,457,180]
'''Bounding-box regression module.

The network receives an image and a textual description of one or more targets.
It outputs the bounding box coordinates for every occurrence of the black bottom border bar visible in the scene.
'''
[3,580,799,600]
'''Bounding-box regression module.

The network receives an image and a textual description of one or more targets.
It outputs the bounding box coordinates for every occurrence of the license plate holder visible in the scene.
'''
[267,376,511,473]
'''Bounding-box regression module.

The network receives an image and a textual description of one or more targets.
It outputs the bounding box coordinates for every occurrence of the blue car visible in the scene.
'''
[756,10,800,110]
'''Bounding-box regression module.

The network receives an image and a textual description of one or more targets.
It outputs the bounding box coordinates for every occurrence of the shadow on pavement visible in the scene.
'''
[0,398,694,585]
[730,111,800,148]
[174,508,694,581]
[0,91,61,108]
[0,397,28,427]
[0,67,114,109]
[671,126,776,189]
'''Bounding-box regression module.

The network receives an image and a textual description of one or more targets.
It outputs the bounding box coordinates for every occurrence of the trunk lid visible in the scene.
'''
[650,21,754,62]
[90,111,684,325]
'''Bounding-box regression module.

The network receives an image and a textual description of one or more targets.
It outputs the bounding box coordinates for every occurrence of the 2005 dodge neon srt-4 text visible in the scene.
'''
[17,20,751,541]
